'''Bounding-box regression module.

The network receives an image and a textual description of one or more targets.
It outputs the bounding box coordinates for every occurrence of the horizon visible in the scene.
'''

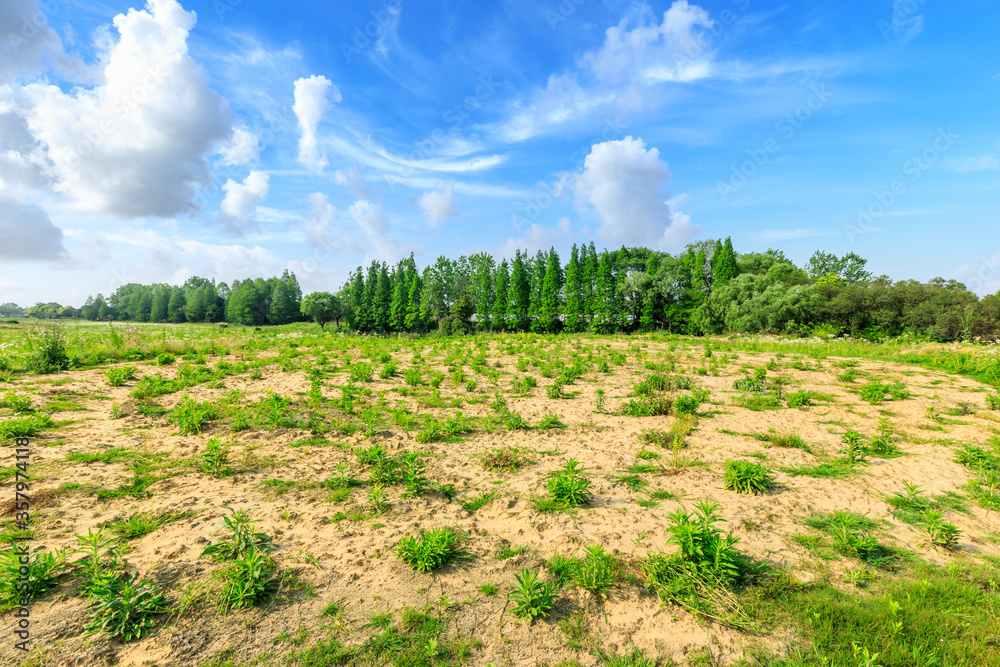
[2,0,999,306]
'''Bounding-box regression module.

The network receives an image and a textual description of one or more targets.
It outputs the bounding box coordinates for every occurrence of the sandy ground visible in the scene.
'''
[2,337,999,666]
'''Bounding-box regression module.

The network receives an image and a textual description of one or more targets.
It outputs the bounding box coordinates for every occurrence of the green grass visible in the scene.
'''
[460,489,498,513]
[780,462,854,479]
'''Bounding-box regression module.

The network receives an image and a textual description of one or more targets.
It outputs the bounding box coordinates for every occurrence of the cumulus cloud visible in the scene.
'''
[578,1,715,85]
[573,136,698,251]
[301,192,337,248]
[6,0,235,218]
[220,170,269,224]
[293,74,340,172]
[220,126,261,166]
[417,182,457,228]
[333,164,371,199]
[348,199,403,261]
[0,198,67,262]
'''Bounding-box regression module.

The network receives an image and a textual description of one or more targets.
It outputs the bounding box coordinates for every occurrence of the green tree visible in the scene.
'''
[404,272,423,332]
[563,245,585,332]
[390,276,407,332]
[301,292,341,330]
[507,251,531,331]
[592,253,619,333]
[538,247,562,333]
[491,259,510,331]
[167,290,187,323]
[375,263,392,332]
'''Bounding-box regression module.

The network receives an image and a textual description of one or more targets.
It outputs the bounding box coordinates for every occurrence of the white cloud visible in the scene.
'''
[348,199,403,261]
[947,154,1000,173]
[334,164,371,199]
[578,1,715,85]
[573,136,698,251]
[221,170,269,223]
[491,1,715,143]
[417,182,457,228]
[8,0,236,218]
[0,198,67,262]
[293,74,340,172]
[220,126,261,166]
[301,192,336,248]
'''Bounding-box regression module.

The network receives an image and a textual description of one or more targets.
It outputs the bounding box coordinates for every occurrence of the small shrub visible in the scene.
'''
[638,429,676,447]
[170,395,219,435]
[538,413,565,429]
[594,389,607,413]
[842,430,868,464]
[0,413,54,440]
[378,362,397,379]
[620,396,673,417]
[403,368,423,386]
[859,381,887,404]
[27,326,70,373]
[0,547,70,608]
[395,527,470,573]
[0,391,34,413]
[986,392,1000,410]
[508,568,558,622]
[84,574,168,642]
[349,362,374,383]
[674,394,700,415]
[200,438,232,477]
[574,545,617,599]
[104,366,137,387]
[537,458,592,511]
[478,446,533,473]
[786,391,813,408]
[546,382,565,399]
[919,509,961,549]
[723,460,775,495]
[219,550,279,610]
[156,353,175,366]
[201,506,274,561]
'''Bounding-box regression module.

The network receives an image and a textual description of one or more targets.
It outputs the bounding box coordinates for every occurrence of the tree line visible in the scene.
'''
[16,240,1000,342]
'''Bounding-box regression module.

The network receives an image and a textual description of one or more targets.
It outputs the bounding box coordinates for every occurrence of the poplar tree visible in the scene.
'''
[491,259,510,331]
[563,244,584,332]
[582,242,598,325]
[507,251,531,331]
[390,277,407,332]
[538,248,562,332]
[529,250,547,332]
[592,253,618,333]
[404,273,422,332]
[375,263,392,333]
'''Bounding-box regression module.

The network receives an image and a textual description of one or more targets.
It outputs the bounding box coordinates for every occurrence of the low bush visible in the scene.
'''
[723,460,775,495]
[395,527,470,573]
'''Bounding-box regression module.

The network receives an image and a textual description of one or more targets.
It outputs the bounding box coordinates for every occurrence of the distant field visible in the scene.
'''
[1,322,999,666]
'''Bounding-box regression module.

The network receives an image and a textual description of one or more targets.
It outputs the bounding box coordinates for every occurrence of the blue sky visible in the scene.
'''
[1,0,998,306]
